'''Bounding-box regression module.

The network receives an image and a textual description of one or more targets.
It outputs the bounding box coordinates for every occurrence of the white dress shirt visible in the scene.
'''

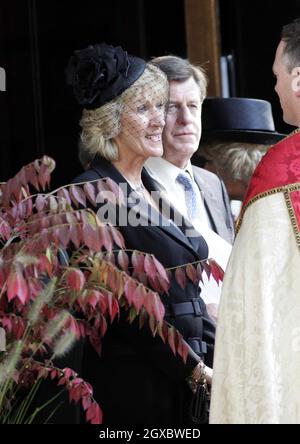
[145,157,212,230]
[145,157,232,318]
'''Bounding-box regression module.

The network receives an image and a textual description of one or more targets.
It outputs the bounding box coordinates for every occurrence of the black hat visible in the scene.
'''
[201,97,286,144]
[66,43,146,109]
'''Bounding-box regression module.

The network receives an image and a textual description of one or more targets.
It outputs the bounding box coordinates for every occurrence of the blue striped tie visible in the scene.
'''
[176,171,200,220]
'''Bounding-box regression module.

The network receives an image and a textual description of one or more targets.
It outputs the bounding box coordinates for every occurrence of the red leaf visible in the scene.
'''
[50,369,57,380]
[156,274,170,294]
[132,284,147,312]
[63,368,74,380]
[35,194,46,212]
[132,250,144,274]
[97,179,112,194]
[41,155,56,175]
[27,278,43,299]
[160,322,169,344]
[49,196,58,212]
[144,254,157,281]
[52,212,62,228]
[101,227,113,251]
[11,178,23,202]
[82,396,92,411]
[151,292,165,322]
[0,218,11,240]
[109,226,125,249]
[66,269,85,291]
[98,293,108,313]
[104,251,115,265]
[57,225,70,248]
[16,202,26,219]
[118,250,129,272]
[72,377,84,386]
[26,164,39,190]
[57,188,72,206]
[99,314,107,338]
[70,225,81,249]
[78,321,86,337]
[167,327,176,355]
[70,185,87,208]
[147,274,161,293]
[86,402,103,424]
[67,316,80,338]
[148,315,157,337]
[83,182,96,206]
[37,367,50,380]
[143,289,154,317]
[137,272,148,287]
[175,268,186,290]
[124,279,137,305]
[39,255,53,276]
[107,293,119,322]
[179,335,189,364]
[13,317,26,339]
[208,259,224,284]
[202,261,211,280]
[172,329,187,363]
[69,385,81,403]
[38,162,51,190]
[40,216,50,230]
[87,290,100,309]
[152,256,169,283]
[82,223,98,251]
[186,264,198,284]
[40,228,50,250]
[57,377,66,386]
[138,308,148,329]
[105,178,125,205]
[7,270,28,304]
[25,197,33,217]
[18,166,28,187]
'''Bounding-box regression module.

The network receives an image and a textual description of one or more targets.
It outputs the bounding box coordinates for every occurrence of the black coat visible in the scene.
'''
[72,156,215,424]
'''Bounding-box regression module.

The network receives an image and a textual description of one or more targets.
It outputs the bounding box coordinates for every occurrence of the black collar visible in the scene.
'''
[90,156,206,258]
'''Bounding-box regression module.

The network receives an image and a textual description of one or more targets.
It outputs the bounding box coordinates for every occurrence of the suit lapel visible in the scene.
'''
[193,170,225,236]
[142,170,203,256]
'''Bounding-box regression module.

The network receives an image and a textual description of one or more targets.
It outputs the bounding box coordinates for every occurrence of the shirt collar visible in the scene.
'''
[145,157,194,187]
[185,161,194,180]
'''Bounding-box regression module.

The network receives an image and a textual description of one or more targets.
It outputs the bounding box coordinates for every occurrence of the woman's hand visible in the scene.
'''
[188,361,213,393]
[204,365,213,386]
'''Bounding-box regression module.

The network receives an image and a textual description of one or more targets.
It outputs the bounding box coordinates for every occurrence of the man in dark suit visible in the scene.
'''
[146,56,234,245]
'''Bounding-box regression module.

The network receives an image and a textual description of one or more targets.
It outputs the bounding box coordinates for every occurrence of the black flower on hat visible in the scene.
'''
[66,43,146,109]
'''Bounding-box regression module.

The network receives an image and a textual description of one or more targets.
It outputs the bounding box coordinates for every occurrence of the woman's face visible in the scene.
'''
[115,89,166,161]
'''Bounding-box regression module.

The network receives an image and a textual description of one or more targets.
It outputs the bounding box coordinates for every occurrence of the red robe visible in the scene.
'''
[210,129,300,424]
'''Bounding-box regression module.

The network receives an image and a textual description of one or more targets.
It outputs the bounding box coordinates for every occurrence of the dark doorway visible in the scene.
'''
[0,0,186,186]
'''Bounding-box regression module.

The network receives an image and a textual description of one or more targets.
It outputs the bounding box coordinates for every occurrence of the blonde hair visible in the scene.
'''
[199,141,268,183]
[79,63,168,163]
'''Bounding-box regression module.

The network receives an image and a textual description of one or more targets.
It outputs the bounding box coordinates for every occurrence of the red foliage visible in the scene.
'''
[0,157,224,424]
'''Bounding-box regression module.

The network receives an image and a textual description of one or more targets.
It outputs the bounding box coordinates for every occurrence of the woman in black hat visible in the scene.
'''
[65,44,215,424]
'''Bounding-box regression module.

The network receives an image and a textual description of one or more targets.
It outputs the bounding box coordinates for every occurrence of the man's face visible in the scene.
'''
[273,40,298,126]
[162,77,202,167]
